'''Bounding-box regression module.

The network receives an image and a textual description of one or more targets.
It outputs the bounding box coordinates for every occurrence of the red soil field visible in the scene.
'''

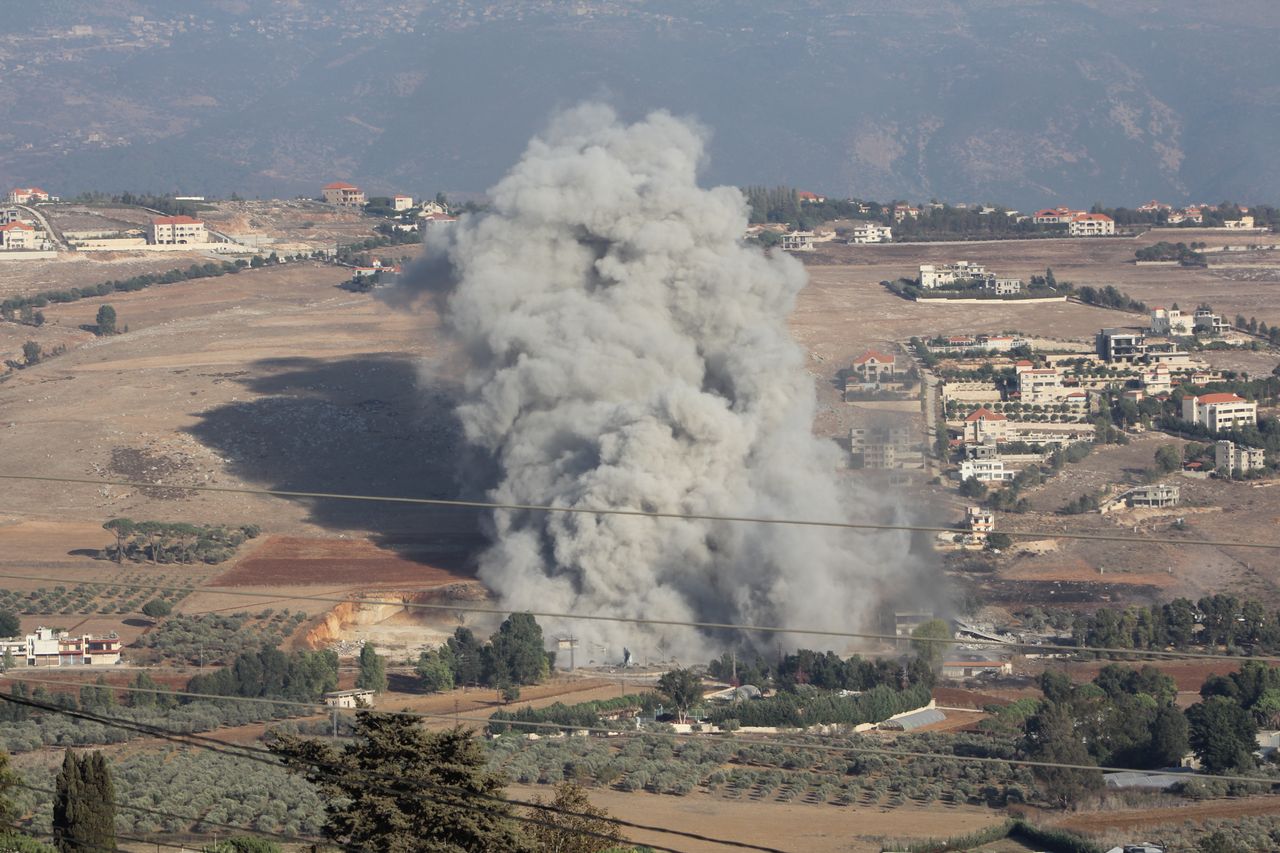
[211,535,475,587]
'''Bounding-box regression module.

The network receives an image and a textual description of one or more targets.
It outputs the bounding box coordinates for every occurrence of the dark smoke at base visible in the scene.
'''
[398,104,935,661]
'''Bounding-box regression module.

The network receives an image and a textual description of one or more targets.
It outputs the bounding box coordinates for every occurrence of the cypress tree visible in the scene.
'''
[52,750,116,852]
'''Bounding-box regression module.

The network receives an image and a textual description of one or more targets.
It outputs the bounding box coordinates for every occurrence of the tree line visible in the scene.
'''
[415,614,555,700]
[1,261,256,319]
[102,519,261,565]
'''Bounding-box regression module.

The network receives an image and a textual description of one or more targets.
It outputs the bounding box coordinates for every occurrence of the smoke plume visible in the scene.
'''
[409,104,916,660]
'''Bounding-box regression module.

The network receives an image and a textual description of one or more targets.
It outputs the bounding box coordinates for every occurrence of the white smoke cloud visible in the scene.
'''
[410,104,919,661]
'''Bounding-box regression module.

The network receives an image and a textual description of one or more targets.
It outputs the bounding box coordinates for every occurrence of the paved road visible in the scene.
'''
[15,203,67,248]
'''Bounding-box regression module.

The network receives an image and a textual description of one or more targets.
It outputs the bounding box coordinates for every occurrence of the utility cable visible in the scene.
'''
[4,677,1277,789]
[9,780,337,850]
[0,568,1276,662]
[1,472,1278,550]
[0,692,786,853]
[0,819,193,853]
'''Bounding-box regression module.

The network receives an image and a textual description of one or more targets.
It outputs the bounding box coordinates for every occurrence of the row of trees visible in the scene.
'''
[1071,593,1280,653]
[0,261,259,318]
[415,614,554,697]
[187,647,338,703]
[102,519,261,565]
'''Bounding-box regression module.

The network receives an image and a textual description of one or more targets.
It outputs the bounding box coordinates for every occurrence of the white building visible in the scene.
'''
[322,182,366,207]
[1068,213,1115,236]
[918,261,989,289]
[420,212,457,228]
[323,689,375,708]
[1128,483,1180,508]
[963,407,1008,444]
[1193,308,1231,335]
[1016,365,1063,403]
[1182,393,1257,432]
[1224,215,1256,229]
[1150,307,1194,336]
[847,222,892,243]
[391,195,414,211]
[7,187,53,204]
[147,215,208,245]
[1141,364,1172,395]
[986,277,1023,295]
[966,506,994,539]
[23,626,121,667]
[0,221,37,249]
[850,349,900,384]
[1215,440,1266,473]
[958,457,1014,482]
[780,230,816,252]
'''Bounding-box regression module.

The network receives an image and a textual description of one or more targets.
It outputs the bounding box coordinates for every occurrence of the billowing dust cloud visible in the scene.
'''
[412,104,916,660]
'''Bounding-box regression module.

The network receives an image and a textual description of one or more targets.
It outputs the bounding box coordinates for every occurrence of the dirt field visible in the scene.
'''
[506,783,1006,853]
[1049,795,1280,837]
[212,535,476,587]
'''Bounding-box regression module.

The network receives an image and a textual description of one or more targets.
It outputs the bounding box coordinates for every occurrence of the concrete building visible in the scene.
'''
[147,215,208,245]
[1150,307,1194,336]
[1224,215,1256,229]
[1141,364,1173,395]
[780,230,815,252]
[966,506,994,539]
[391,195,414,211]
[1182,393,1257,432]
[322,182,366,207]
[1127,483,1179,508]
[1068,212,1115,236]
[1032,206,1085,225]
[918,261,989,289]
[850,424,917,469]
[0,221,37,249]
[847,221,892,243]
[323,689,375,708]
[963,407,1008,444]
[420,212,457,228]
[941,651,1012,678]
[7,187,53,203]
[1096,328,1147,363]
[24,626,121,667]
[1016,365,1063,403]
[850,349,900,384]
[1215,440,1267,473]
[1193,308,1231,335]
[986,277,1023,295]
[958,457,1013,482]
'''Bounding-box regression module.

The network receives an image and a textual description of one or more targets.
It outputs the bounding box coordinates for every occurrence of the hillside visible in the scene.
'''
[1,0,1278,207]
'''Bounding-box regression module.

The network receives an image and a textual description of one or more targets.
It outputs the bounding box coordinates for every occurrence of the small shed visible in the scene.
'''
[323,689,375,709]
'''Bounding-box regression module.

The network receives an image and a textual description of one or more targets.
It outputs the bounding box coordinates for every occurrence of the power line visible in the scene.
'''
[4,674,1276,788]
[0,692,787,853]
[0,568,1277,662]
[1,819,193,853]
[2,472,1278,550]
[10,780,336,850]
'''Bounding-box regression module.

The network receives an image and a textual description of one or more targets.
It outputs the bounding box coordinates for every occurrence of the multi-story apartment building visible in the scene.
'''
[1096,328,1147,363]
[847,222,892,243]
[1016,365,1063,403]
[780,230,815,251]
[147,215,207,245]
[1182,393,1257,432]
[0,221,37,249]
[1193,308,1232,335]
[1068,212,1115,236]
[1215,440,1267,473]
[322,182,366,207]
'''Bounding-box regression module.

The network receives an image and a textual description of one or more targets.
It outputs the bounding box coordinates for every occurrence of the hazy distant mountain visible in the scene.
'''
[2,1,1277,208]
